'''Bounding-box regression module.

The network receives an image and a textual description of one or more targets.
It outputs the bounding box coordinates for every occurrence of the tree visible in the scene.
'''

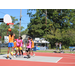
[27,9,75,48]
[21,28,28,35]
[27,9,51,37]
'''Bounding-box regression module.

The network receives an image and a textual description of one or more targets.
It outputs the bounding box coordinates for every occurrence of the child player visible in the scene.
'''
[19,36,24,57]
[16,36,22,57]
[25,37,31,58]
[13,39,17,57]
[30,38,35,56]
[7,31,14,58]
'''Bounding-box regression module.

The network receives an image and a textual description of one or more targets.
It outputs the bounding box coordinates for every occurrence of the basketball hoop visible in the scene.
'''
[7,23,14,28]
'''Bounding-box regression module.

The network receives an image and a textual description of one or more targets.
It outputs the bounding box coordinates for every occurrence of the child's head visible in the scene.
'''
[31,38,33,41]
[28,37,31,40]
[19,36,21,39]
[10,31,13,37]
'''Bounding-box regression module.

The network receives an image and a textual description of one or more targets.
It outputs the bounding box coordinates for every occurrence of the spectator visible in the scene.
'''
[55,42,58,50]
[59,42,62,51]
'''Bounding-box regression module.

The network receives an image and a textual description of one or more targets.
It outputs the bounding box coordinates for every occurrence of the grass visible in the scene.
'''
[0,49,75,55]
[0,49,8,55]
[36,50,75,54]
[0,49,16,55]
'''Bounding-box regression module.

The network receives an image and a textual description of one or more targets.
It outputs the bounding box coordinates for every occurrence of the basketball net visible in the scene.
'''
[9,24,13,28]
[7,23,14,28]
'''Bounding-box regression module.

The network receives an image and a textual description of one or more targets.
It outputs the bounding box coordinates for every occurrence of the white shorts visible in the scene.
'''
[14,48,16,51]
[31,48,34,51]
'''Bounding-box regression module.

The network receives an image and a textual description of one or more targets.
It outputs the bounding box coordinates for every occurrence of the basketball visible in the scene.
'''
[8,28,11,32]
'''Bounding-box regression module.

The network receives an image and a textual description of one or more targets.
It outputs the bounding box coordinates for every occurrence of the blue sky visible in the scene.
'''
[0,9,36,30]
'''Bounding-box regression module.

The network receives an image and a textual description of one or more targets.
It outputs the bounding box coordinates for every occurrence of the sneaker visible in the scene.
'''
[13,55,16,58]
[33,54,35,57]
[27,55,30,59]
[10,52,13,56]
[7,55,9,58]
[16,54,18,57]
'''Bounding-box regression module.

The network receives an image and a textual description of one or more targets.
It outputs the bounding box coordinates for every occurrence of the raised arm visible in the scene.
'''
[7,30,8,36]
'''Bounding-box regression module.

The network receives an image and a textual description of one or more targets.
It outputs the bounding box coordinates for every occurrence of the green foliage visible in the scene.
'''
[62,45,65,50]
[27,9,75,48]
[49,44,51,49]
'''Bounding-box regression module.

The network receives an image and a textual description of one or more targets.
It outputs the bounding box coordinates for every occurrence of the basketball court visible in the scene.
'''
[0,52,75,66]
[0,14,75,66]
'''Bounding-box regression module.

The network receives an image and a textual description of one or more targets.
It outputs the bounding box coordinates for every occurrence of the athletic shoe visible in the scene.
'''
[27,55,30,59]
[13,55,16,58]
[7,54,9,58]
[16,54,18,57]
[33,54,35,57]
[10,52,13,56]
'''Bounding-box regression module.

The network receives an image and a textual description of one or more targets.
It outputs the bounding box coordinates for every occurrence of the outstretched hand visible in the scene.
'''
[13,34,15,36]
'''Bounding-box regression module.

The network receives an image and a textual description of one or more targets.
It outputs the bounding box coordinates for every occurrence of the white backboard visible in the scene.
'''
[3,14,12,23]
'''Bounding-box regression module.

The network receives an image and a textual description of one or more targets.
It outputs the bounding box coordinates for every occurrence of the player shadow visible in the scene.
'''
[3,56,7,58]
[16,55,27,58]
[3,55,28,59]
[3,56,12,59]
[24,56,27,58]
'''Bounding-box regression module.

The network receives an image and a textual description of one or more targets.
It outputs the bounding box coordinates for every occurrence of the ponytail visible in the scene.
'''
[10,32,13,37]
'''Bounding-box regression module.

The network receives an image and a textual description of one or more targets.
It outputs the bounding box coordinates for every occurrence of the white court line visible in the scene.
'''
[0,55,63,63]
[55,57,63,63]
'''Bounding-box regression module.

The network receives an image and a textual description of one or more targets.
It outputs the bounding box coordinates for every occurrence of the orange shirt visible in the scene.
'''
[31,41,34,48]
[9,35,14,42]
[14,41,17,48]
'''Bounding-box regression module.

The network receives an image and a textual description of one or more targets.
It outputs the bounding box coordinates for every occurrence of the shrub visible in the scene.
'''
[62,45,65,50]
[49,44,51,49]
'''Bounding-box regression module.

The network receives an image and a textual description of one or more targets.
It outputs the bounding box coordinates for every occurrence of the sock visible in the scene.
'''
[7,54,9,56]
[7,54,9,58]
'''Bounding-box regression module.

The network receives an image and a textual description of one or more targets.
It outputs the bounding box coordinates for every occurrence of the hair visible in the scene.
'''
[28,37,31,40]
[10,31,13,37]
[31,37,32,40]
[19,36,22,39]
[21,36,22,39]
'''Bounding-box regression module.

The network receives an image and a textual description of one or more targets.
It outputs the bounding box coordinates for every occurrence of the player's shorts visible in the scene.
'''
[8,43,14,47]
[14,48,17,51]
[16,47,22,50]
[26,48,31,52]
[31,48,34,51]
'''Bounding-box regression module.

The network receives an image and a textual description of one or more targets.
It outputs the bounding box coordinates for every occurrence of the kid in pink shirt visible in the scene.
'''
[25,37,31,58]
[16,36,22,56]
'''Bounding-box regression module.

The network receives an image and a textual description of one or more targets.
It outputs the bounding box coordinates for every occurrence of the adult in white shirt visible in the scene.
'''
[59,42,62,51]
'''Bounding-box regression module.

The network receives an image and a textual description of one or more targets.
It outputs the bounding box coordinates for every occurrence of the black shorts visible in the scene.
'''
[26,48,30,52]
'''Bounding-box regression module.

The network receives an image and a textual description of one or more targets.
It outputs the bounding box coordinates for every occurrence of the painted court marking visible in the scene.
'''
[13,56,62,63]
[0,54,62,63]
[0,52,75,66]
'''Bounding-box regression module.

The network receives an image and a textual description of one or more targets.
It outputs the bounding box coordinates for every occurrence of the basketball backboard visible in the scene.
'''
[3,14,12,23]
